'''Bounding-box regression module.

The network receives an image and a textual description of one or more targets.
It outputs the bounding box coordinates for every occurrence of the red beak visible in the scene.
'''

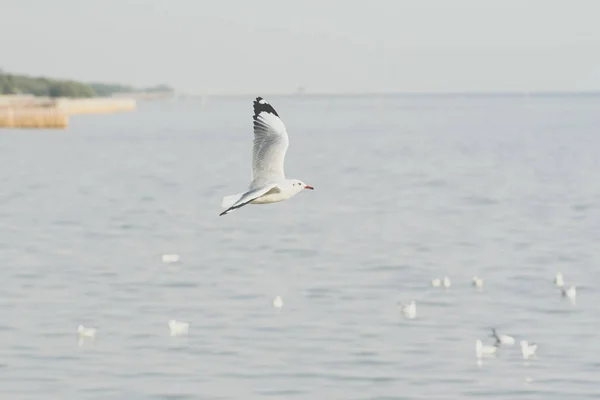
[304,185,314,190]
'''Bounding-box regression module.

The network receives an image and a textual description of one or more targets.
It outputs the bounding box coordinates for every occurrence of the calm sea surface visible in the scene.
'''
[1,94,600,399]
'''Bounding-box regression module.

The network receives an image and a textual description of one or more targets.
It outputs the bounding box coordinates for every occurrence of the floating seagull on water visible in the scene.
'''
[442,276,451,288]
[162,254,180,264]
[399,300,417,319]
[520,340,538,359]
[272,296,284,309]
[491,328,515,346]
[168,320,189,336]
[554,272,565,287]
[219,97,314,216]
[431,278,441,287]
[77,325,96,339]
[561,285,577,303]
[475,339,498,358]
[472,276,484,289]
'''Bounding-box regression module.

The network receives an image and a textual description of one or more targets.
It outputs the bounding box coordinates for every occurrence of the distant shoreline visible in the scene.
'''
[0,70,174,99]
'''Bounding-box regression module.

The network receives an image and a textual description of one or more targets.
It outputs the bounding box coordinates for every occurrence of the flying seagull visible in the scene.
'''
[220,97,314,216]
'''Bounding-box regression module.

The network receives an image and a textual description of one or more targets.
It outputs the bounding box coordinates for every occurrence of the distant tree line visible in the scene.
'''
[0,70,95,97]
[0,69,173,98]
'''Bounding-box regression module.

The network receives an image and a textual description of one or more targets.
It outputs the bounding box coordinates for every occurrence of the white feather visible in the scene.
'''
[251,99,289,188]
[221,193,244,209]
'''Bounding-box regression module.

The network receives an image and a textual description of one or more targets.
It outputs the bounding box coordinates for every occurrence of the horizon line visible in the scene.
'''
[175,90,600,98]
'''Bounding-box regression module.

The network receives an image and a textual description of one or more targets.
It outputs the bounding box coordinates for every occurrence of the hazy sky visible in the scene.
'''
[2,0,600,94]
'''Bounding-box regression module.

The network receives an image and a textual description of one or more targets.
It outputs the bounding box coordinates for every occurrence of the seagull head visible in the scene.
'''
[290,179,314,191]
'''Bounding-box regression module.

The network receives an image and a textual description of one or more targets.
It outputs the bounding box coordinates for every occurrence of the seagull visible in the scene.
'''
[168,320,189,336]
[561,285,576,303]
[77,325,96,339]
[475,339,498,358]
[161,254,180,264]
[399,300,417,319]
[554,272,565,287]
[431,278,442,287]
[442,276,451,288]
[491,328,515,346]
[472,276,484,289]
[520,340,538,359]
[272,295,284,309]
[219,97,314,216]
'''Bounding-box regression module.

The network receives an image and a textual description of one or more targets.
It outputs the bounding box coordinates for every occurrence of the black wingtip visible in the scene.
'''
[490,328,497,338]
[253,96,279,118]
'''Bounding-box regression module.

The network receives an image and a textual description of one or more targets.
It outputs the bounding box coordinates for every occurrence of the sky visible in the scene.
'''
[1,0,600,95]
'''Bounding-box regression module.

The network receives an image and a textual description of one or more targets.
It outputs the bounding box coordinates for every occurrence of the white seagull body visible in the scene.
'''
[561,285,577,303]
[554,272,565,287]
[491,328,515,345]
[520,340,538,359]
[161,254,180,264]
[442,276,451,288]
[399,300,417,319]
[272,296,284,309]
[475,339,498,358]
[220,97,313,216]
[168,320,189,336]
[77,325,96,339]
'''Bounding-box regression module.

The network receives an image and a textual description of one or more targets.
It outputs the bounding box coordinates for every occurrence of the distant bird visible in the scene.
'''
[520,340,538,359]
[162,254,180,264]
[168,320,189,336]
[472,276,484,289]
[491,328,515,346]
[475,339,498,358]
[561,285,577,303]
[272,295,284,309]
[554,272,565,287]
[399,300,417,319]
[431,278,442,288]
[77,325,96,339]
[442,276,451,288]
[219,97,314,216]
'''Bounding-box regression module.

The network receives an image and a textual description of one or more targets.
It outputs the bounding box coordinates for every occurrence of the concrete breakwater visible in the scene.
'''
[54,98,136,114]
[0,95,137,129]
[0,107,69,129]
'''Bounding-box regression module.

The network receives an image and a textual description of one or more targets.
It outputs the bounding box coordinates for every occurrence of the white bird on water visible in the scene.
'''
[472,276,484,289]
[161,254,180,264]
[77,325,96,339]
[442,276,451,288]
[220,97,314,216]
[561,285,577,303]
[399,300,417,319]
[272,296,284,309]
[168,320,189,336]
[554,272,565,287]
[475,339,497,358]
[491,328,515,346]
[431,278,442,288]
[520,340,538,359]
